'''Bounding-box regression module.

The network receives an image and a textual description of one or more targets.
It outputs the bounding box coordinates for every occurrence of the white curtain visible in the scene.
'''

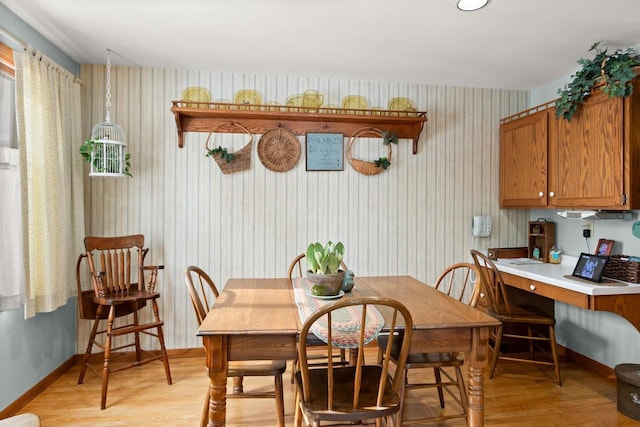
[14,46,85,318]
[0,148,23,310]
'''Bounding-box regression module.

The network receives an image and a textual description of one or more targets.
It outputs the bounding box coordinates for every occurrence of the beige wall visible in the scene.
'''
[79,64,529,351]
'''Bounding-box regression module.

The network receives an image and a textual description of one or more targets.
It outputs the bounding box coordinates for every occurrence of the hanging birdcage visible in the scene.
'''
[87,49,130,178]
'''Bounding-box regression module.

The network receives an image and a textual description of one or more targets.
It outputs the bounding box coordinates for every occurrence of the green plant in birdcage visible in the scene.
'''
[80,139,132,178]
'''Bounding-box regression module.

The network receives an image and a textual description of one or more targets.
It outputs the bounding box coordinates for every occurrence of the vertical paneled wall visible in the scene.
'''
[79,64,529,351]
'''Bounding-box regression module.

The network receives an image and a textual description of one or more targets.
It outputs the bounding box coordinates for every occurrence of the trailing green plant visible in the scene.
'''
[556,41,640,121]
[374,157,391,169]
[206,146,235,163]
[306,241,345,274]
[79,139,132,177]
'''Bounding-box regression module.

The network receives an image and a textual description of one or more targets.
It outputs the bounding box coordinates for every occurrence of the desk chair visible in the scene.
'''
[377,262,481,425]
[294,296,413,427]
[470,250,561,386]
[184,266,287,427]
[76,234,172,409]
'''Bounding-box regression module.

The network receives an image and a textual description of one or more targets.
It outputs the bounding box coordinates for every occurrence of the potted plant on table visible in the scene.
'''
[306,241,345,296]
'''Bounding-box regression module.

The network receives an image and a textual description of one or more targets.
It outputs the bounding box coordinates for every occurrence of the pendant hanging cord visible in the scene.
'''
[105,48,112,123]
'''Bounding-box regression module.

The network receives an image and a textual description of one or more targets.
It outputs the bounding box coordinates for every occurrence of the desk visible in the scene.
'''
[198,275,499,427]
[494,258,640,332]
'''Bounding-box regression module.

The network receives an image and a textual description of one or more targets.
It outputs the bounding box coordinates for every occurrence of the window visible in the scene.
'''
[0,42,16,148]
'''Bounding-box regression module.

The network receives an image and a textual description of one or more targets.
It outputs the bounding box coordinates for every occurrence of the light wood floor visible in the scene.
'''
[14,352,639,426]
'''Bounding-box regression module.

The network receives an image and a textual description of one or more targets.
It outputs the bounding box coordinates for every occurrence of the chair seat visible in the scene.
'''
[377,334,462,367]
[93,290,161,305]
[489,304,556,325]
[295,366,400,421]
[229,360,287,376]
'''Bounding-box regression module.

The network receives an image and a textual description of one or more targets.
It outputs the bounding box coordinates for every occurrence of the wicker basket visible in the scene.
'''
[346,127,392,176]
[604,255,640,283]
[257,127,301,172]
[205,122,253,174]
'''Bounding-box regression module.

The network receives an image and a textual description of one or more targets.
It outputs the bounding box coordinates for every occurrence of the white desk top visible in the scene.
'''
[494,256,640,296]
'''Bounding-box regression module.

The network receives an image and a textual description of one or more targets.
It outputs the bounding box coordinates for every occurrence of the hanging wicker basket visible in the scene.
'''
[257,127,301,172]
[346,127,392,176]
[205,121,253,174]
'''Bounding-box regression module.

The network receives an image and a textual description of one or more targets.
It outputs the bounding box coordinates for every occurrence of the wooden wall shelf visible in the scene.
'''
[170,101,428,154]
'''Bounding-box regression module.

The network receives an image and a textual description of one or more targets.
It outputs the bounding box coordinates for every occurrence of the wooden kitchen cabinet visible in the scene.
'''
[500,106,550,207]
[500,77,640,210]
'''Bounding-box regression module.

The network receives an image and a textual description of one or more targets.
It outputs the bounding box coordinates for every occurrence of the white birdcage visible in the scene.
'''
[88,49,129,178]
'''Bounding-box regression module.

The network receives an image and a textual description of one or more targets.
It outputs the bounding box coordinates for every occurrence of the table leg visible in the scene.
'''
[466,326,490,427]
[204,335,229,427]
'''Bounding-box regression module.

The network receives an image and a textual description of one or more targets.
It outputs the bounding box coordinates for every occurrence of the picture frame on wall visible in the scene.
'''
[305,133,344,171]
[596,239,615,256]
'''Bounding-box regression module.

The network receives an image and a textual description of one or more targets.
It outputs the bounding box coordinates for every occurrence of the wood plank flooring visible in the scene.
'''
[13,353,639,426]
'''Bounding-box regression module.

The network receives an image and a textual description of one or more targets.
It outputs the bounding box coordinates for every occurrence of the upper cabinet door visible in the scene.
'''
[551,90,624,208]
[500,110,548,208]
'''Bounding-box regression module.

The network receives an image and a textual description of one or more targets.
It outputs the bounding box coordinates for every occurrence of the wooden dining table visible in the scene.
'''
[197,275,500,427]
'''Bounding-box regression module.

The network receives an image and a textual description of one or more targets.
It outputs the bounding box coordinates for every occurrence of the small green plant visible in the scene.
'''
[374,157,391,169]
[206,146,235,163]
[306,241,345,274]
[79,139,132,177]
[556,42,640,121]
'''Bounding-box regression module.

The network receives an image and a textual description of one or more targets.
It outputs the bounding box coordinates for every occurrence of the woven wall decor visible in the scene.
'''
[346,127,392,176]
[205,121,253,174]
[257,127,301,172]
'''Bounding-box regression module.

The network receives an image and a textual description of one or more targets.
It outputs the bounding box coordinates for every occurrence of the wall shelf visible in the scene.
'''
[170,101,428,154]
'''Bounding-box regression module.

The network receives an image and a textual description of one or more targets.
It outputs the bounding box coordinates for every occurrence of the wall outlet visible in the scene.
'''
[581,221,594,237]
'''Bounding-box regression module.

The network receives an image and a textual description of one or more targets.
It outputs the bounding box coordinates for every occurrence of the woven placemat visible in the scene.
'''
[257,127,301,172]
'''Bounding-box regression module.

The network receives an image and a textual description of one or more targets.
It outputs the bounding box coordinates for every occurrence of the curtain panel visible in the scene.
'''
[14,46,85,318]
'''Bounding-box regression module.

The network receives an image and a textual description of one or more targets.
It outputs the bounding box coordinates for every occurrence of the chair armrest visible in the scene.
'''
[142,264,164,291]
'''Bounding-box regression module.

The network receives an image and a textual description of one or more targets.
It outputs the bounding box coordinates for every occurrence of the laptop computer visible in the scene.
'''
[571,252,609,283]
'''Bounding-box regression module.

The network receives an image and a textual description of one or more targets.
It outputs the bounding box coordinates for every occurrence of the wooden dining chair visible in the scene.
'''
[294,296,413,427]
[288,253,348,383]
[76,234,172,409]
[470,249,562,386]
[184,266,287,427]
[376,262,481,425]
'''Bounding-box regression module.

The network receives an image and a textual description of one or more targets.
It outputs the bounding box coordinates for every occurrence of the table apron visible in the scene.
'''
[227,334,297,361]
[411,328,473,353]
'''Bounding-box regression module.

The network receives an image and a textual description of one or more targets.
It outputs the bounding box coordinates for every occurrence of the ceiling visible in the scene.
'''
[3,0,640,90]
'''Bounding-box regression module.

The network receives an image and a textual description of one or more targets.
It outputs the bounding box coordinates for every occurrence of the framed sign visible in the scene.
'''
[306,133,344,171]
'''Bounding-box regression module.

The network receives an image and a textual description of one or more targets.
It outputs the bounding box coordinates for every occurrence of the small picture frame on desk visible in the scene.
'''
[596,239,615,256]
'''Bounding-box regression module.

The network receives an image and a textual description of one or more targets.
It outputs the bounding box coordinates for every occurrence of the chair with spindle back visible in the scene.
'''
[470,249,561,386]
[288,253,348,383]
[184,266,287,427]
[294,296,413,427]
[376,262,481,425]
[76,234,172,409]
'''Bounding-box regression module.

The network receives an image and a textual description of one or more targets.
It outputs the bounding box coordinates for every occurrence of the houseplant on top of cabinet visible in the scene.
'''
[306,241,345,296]
[556,41,640,121]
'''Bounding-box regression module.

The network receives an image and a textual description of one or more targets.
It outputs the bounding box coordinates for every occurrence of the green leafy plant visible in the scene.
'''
[206,146,235,163]
[79,139,132,177]
[556,42,640,121]
[374,157,391,169]
[306,241,345,274]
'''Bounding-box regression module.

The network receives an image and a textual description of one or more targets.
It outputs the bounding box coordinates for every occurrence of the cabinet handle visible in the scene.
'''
[549,191,555,197]
[538,191,544,197]
[529,284,536,291]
